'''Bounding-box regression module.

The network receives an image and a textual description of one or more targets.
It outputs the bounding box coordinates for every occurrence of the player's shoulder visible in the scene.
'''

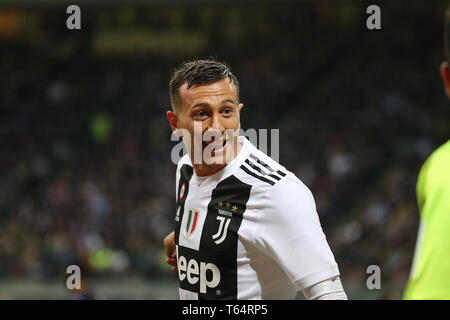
[236,143,318,230]
[419,140,450,180]
[236,142,313,201]
[427,139,450,167]
[235,144,287,188]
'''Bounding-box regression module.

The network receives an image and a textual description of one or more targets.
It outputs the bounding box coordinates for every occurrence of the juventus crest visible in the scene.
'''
[212,216,231,244]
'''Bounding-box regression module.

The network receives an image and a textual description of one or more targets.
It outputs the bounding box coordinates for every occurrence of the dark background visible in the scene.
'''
[0,0,449,299]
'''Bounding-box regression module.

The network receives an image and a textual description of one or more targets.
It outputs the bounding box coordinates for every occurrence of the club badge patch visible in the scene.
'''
[179,183,186,201]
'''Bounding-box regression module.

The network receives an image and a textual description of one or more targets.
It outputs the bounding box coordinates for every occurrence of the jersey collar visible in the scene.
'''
[188,136,250,187]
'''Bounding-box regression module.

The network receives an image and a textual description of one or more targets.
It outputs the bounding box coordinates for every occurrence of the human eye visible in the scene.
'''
[193,110,208,120]
[222,107,234,115]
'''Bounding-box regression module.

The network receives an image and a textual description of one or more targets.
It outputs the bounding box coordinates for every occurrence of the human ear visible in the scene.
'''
[440,61,450,98]
[167,110,183,137]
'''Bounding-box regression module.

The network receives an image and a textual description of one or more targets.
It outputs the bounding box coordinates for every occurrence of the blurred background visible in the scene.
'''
[0,0,449,299]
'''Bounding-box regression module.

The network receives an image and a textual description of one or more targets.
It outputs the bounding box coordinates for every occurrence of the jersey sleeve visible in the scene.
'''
[253,175,340,291]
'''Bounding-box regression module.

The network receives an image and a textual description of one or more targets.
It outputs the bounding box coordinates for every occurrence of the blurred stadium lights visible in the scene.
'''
[0,1,362,57]
[0,0,448,300]
[0,0,319,4]
[92,30,207,55]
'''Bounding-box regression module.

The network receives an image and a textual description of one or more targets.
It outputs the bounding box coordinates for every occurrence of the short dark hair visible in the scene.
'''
[169,59,239,112]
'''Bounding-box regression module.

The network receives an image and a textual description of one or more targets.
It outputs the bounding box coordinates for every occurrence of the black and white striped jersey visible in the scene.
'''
[173,137,340,300]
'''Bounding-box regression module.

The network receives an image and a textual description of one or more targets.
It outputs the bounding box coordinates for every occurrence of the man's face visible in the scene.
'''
[168,78,243,173]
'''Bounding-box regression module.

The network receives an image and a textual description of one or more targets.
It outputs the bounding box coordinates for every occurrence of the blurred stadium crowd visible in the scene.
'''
[0,2,449,298]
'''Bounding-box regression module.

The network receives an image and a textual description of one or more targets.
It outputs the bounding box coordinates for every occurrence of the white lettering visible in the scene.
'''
[178,255,187,281]
[177,253,221,294]
[200,262,220,294]
[187,259,199,284]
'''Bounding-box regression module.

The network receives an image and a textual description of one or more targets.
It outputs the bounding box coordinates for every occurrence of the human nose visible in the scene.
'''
[209,112,224,132]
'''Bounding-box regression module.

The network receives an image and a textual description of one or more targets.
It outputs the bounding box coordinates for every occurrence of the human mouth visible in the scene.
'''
[203,139,228,155]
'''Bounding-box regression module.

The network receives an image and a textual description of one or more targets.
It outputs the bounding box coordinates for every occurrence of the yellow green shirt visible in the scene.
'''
[404,139,450,300]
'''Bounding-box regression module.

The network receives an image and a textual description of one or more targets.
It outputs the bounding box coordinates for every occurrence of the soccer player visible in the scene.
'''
[163,59,347,300]
[403,13,450,298]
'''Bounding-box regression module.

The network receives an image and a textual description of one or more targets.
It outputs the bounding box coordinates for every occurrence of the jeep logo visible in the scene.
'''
[177,255,221,294]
